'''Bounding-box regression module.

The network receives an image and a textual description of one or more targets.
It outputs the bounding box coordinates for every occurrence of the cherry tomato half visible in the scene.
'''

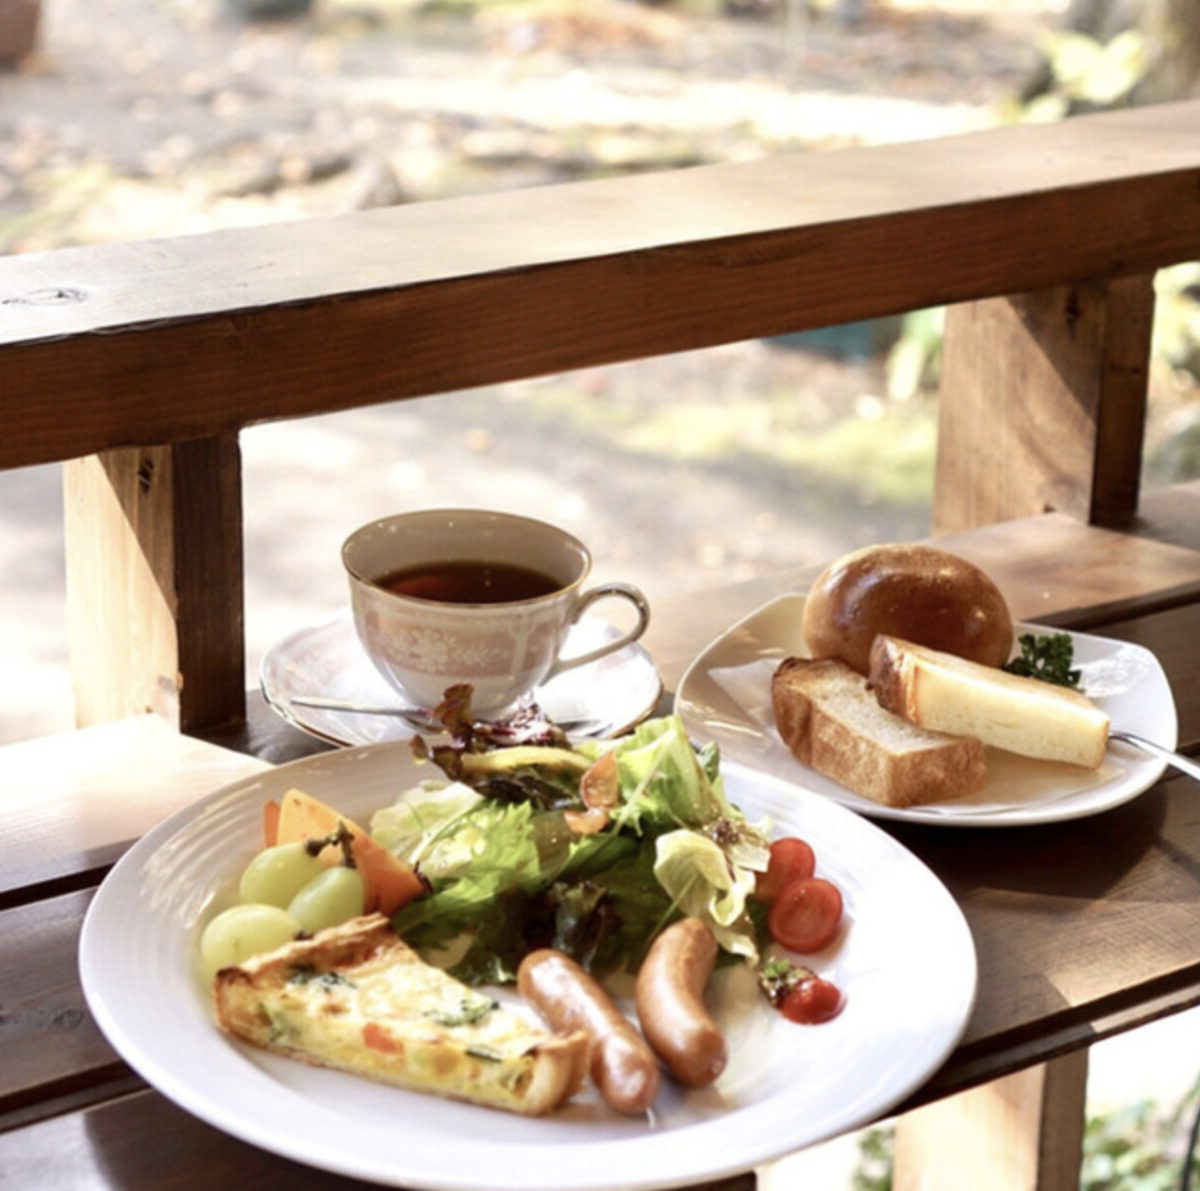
[766,876,843,953]
[781,976,844,1025]
[755,837,816,904]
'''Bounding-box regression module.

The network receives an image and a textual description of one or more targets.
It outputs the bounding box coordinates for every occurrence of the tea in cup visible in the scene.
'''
[342,509,651,717]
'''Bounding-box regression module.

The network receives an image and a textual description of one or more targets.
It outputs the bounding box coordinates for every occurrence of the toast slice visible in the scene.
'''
[213,913,588,1116]
[771,656,987,807]
[869,635,1110,769]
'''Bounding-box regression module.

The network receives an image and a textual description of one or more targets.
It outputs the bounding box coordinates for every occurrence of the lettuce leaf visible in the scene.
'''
[369,780,485,880]
[653,828,761,961]
[382,713,771,983]
[592,714,734,834]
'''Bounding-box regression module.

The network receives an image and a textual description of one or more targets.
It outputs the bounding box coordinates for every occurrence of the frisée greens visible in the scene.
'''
[370,708,771,986]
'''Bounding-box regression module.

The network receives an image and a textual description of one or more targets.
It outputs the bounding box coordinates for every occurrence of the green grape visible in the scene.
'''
[237,841,325,907]
[287,865,365,934]
[199,903,300,980]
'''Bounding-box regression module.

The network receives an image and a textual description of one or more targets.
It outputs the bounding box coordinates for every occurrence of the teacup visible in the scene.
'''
[342,509,651,718]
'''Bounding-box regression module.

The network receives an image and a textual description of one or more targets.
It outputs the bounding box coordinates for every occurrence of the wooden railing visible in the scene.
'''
[3,99,1199,736]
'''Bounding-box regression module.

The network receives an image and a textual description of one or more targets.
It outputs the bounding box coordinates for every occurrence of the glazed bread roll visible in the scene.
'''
[802,543,1014,675]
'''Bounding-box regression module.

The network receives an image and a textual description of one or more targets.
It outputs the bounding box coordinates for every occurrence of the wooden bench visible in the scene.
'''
[3,99,1200,1189]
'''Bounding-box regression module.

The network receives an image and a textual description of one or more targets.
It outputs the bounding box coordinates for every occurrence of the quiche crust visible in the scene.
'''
[213,912,588,1115]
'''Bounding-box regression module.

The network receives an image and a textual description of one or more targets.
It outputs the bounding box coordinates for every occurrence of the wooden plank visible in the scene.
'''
[0,1089,384,1190]
[2,102,1200,470]
[0,890,126,1123]
[63,435,246,733]
[933,275,1155,533]
[889,769,1200,1067]
[934,509,1200,626]
[0,715,269,901]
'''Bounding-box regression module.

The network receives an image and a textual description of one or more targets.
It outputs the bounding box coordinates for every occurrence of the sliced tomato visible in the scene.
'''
[766,876,843,953]
[755,837,816,904]
[781,976,845,1024]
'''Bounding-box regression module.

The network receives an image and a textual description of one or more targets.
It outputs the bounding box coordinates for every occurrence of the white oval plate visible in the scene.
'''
[79,740,976,1191]
[674,593,1176,827]
[260,609,663,745]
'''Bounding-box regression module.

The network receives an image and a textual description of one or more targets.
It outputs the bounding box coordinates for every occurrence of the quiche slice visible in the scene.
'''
[213,912,588,1116]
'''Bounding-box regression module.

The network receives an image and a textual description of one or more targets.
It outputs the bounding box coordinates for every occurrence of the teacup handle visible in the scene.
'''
[544,582,651,680]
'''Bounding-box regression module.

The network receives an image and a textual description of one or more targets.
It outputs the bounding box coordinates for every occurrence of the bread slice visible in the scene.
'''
[771,656,987,807]
[214,913,588,1116]
[869,635,1110,769]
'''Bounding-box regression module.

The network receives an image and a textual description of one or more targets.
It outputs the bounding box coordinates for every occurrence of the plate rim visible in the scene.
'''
[673,591,1176,828]
[79,737,977,1191]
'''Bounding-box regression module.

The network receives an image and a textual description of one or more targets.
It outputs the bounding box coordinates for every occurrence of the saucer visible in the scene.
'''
[260,609,664,746]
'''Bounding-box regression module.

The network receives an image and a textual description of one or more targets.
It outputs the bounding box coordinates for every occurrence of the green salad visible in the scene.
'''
[370,692,772,987]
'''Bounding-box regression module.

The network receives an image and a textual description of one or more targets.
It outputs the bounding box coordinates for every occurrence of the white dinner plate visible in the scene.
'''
[259,608,663,745]
[674,593,1177,827]
[79,740,977,1191]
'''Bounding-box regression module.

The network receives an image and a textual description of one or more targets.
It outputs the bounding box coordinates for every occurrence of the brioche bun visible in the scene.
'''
[802,543,1014,675]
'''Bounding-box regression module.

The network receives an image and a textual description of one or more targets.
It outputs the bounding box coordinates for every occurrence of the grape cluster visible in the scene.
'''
[199,842,365,979]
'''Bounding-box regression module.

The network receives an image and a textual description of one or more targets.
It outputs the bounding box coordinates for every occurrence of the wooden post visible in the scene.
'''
[62,434,246,734]
[933,274,1155,533]
[0,0,39,67]
[892,1051,1089,1191]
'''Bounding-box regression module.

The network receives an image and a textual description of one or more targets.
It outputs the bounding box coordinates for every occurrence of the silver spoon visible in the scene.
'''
[289,695,441,731]
[288,695,608,736]
[1108,730,1200,785]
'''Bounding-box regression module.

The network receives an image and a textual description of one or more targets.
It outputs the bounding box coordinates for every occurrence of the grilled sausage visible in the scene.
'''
[634,917,726,1088]
[518,949,661,1115]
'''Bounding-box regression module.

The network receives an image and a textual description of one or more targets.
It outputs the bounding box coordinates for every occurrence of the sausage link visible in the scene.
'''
[517,949,661,1115]
[634,917,727,1088]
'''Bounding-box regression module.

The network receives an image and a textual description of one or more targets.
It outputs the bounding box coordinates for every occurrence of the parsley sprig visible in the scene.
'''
[1002,632,1081,688]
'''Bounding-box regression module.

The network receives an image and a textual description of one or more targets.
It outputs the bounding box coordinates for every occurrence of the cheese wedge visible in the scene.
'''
[868,635,1110,769]
[214,913,588,1116]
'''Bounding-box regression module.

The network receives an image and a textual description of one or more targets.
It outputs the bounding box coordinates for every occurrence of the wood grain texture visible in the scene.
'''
[0,891,125,1122]
[889,768,1200,1075]
[0,715,268,903]
[2,102,1199,470]
[0,1090,382,1190]
[933,276,1154,533]
[63,435,246,732]
[934,504,1200,627]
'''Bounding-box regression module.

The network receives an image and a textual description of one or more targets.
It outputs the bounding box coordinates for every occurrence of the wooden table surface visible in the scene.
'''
[3,510,1200,1190]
